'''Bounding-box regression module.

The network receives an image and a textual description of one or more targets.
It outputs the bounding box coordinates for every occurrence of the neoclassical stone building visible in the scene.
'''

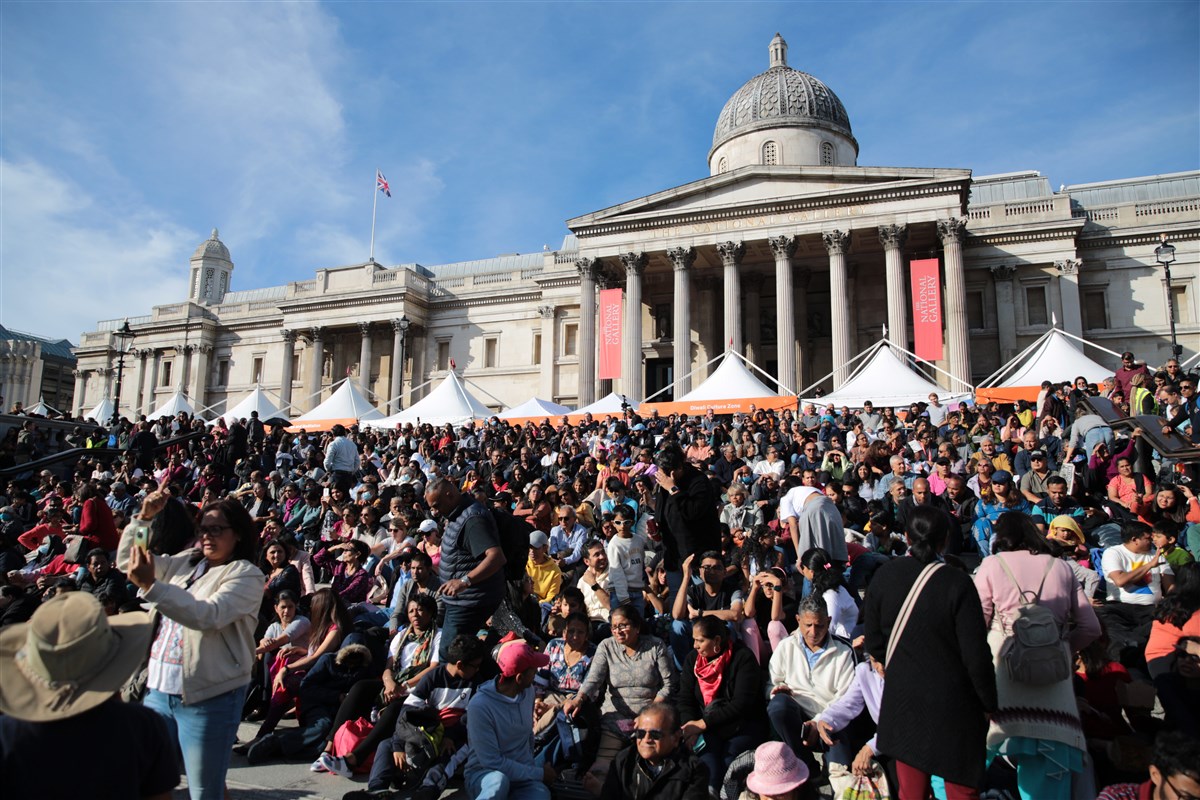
[74,34,1199,418]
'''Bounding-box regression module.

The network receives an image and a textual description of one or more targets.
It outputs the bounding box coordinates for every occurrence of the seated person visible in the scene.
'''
[678,615,764,794]
[812,653,887,789]
[535,612,595,733]
[600,702,709,800]
[1099,522,1174,663]
[766,594,858,777]
[670,551,744,668]
[526,531,563,617]
[577,540,612,629]
[740,567,798,665]
[1096,730,1199,800]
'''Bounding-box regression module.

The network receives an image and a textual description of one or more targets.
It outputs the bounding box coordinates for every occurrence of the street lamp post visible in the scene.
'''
[111,320,135,423]
[1155,235,1181,361]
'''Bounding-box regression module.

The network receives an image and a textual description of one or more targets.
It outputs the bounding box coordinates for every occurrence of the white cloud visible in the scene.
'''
[0,157,194,341]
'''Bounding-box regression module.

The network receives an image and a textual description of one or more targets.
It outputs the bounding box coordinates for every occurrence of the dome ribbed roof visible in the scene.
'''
[712,34,853,150]
[192,228,231,262]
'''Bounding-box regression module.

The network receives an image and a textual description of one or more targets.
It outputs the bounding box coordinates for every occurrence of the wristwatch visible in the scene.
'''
[460,574,473,587]
[591,583,602,592]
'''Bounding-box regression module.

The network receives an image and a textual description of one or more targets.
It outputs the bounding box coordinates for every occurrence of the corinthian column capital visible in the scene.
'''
[822,230,851,256]
[990,264,1017,281]
[768,235,797,259]
[575,257,601,282]
[715,241,746,267]
[280,328,295,344]
[619,252,648,276]
[936,217,967,244]
[1054,259,1082,276]
[666,246,696,272]
[877,224,908,250]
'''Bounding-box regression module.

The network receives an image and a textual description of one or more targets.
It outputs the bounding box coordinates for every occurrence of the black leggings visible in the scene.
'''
[324,678,405,764]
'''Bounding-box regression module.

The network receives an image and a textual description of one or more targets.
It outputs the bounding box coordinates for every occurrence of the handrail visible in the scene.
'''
[0,429,207,482]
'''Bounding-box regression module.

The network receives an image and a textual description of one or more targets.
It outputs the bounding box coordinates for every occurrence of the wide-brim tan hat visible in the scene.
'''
[0,592,153,722]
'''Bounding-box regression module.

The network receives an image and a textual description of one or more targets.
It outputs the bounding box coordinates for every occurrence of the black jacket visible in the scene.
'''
[600,741,709,800]
[677,644,764,742]
[655,465,721,571]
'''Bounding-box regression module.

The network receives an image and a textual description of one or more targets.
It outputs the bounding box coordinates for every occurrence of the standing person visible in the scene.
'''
[0,592,180,800]
[974,513,1101,800]
[323,424,359,492]
[425,477,507,663]
[119,494,264,800]
[654,445,722,595]
[862,506,997,800]
[606,503,645,607]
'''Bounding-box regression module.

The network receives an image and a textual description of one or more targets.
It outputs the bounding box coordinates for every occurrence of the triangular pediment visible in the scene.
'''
[568,165,970,232]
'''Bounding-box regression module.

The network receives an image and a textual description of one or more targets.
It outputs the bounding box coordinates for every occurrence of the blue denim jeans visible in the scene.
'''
[439,601,494,662]
[145,686,245,800]
[465,769,551,800]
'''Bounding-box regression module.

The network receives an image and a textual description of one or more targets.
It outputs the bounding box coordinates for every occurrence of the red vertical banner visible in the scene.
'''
[910,258,944,361]
[598,288,624,380]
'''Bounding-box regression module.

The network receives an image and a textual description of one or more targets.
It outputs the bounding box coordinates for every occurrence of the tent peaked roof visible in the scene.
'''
[498,397,573,422]
[25,397,60,416]
[290,380,384,432]
[641,351,795,415]
[149,391,197,420]
[977,328,1119,403]
[801,341,972,409]
[83,397,114,424]
[221,386,282,425]
[569,391,638,422]
[366,371,493,428]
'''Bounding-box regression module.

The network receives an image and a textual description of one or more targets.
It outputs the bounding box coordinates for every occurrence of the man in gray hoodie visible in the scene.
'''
[465,639,556,799]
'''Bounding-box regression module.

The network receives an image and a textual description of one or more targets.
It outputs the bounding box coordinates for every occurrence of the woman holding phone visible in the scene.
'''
[119,491,263,800]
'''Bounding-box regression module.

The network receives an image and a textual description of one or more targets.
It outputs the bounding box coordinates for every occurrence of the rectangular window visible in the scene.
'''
[252,357,264,384]
[654,304,672,339]
[532,333,542,365]
[291,354,300,383]
[1082,289,1108,330]
[1025,285,1048,326]
[966,290,986,329]
[1170,284,1192,324]
[216,359,230,386]
[160,361,173,388]
[436,340,450,371]
[563,324,578,356]
[484,337,498,369]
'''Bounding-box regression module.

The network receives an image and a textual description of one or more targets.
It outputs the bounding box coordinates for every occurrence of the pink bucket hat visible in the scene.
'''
[745,741,810,795]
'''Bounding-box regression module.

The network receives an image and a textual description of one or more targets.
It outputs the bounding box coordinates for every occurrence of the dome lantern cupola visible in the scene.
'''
[709,34,858,175]
[188,228,234,305]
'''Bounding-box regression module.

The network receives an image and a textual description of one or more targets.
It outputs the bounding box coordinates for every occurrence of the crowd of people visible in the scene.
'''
[0,349,1198,800]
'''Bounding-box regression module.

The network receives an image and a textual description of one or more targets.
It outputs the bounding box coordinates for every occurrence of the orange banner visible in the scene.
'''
[910,258,944,361]
[598,288,623,380]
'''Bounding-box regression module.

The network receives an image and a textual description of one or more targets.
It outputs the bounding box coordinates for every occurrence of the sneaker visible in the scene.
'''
[310,752,333,773]
[245,735,281,766]
[326,754,354,779]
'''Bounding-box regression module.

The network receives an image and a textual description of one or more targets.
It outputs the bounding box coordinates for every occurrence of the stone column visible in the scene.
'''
[132,350,148,416]
[537,305,556,399]
[768,235,798,392]
[716,241,746,353]
[357,322,373,396]
[575,258,600,406]
[388,319,409,413]
[938,218,971,384]
[879,224,909,352]
[409,326,427,403]
[795,268,811,389]
[619,252,647,401]
[279,330,296,412]
[744,272,763,364]
[990,265,1018,362]
[1055,259,1084,339]
[190,345,211,409]
[145,351,161,413]
[72,369,86,417]
[667,246,696,397]
[307,327,325,410]
[822,230,853,387]
[695,276,719,382]
[100,367,113,401]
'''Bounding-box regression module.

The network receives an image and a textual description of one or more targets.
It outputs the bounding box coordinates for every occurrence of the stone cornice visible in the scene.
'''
[964,217,1085,247]
[1079,228,1200,250]
[431,291,544,311]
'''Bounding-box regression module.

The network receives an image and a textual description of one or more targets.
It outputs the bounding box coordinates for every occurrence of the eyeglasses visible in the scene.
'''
[198,524,232,538]
[612,623,634,632]
[1165,775,1200,800]
[632,728,666,741]
[614,519,633,526]
[699,563,723,571]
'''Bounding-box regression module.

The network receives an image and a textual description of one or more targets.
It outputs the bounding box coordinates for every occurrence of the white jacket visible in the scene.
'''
[118,523,263,704]
[768,631,857,717]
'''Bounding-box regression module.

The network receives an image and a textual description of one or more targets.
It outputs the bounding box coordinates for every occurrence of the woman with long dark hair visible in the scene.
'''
[862,506,997,799]
[120,494,264,800]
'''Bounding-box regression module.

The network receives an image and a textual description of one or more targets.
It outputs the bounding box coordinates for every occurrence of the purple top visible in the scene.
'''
[813,661,884,752]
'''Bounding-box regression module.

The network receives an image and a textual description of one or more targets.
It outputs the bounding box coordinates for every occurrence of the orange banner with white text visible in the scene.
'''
[598,288,623,380]
[910,258,944,361]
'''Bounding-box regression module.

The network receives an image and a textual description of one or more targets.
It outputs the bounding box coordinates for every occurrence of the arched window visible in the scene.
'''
[762,141,778,166]
[821,141,834,166]
[718,157,728,174]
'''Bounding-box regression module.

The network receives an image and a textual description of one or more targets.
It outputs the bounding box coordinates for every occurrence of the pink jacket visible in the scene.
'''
[975,551,1101,653]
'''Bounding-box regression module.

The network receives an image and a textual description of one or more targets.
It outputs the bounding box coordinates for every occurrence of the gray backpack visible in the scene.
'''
[995,555,1071,686]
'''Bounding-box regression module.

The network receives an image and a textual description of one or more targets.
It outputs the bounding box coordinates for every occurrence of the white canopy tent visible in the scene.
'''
[976,328,1120,404]
[24,397,61,417]
[148,391,197,420]
[800,339,973,410]
[219,386,283,425]
[288,379,385,432]
[366,371,493,428]
[642,351,795,415]
[83,398,115,424]
[568,391,638,422]
[497,397,574,424]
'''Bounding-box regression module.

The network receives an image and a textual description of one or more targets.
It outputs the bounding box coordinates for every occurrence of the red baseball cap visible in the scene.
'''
[496,640,549,678]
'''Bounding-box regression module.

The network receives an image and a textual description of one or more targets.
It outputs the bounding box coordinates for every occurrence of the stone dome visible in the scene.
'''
[708,34,858,173]
[192,228,231,263]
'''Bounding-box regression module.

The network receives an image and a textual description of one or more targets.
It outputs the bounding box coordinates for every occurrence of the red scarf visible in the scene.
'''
[694,648,732,706]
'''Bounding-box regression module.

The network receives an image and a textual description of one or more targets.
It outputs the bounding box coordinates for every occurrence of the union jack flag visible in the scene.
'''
[376,170,391,197]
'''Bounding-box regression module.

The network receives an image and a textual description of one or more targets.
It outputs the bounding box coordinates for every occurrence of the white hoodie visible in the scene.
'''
[768,631,856,717]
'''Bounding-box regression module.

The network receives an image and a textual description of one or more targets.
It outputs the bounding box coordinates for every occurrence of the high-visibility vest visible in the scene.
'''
[1132,385,1157,416]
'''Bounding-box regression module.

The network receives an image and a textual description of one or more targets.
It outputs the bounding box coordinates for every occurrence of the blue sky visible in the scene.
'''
[2,1,1197,342]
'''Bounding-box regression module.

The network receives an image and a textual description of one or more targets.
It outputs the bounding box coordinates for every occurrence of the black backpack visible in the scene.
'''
[492,508,533,581]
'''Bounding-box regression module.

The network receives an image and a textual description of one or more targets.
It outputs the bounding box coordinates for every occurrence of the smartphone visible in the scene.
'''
[323,487,331,498]
[692,734,706,755]
[133,523,150,551]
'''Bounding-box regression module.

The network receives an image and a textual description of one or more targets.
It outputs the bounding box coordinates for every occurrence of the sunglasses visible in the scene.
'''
[632,728,666,741]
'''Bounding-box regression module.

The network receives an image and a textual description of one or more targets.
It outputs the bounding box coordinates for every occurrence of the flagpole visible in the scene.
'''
[369,169,379,263]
